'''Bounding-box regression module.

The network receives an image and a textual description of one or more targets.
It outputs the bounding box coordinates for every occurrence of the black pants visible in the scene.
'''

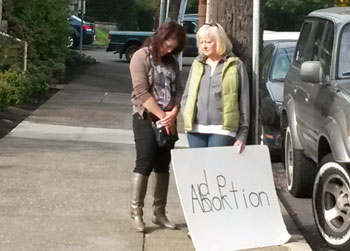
[132,113,173,176]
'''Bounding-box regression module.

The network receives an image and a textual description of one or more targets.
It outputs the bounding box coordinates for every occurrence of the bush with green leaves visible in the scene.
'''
[265,0,335,31]
[3,0,70,64]
[0,69,50,108]
[0,0,70,107]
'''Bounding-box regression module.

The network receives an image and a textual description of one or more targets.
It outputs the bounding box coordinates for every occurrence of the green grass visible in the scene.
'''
[94,28,109,47]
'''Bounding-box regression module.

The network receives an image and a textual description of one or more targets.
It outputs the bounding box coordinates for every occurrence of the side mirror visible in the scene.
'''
[301,61,326,84]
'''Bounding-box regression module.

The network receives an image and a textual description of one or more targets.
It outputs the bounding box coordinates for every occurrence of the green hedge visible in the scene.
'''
[0,69,49,108]
[0,0,70,108]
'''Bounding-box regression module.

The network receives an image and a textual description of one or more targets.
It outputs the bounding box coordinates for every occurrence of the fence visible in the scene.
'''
[94,21,118,31]
[0,31,27,72]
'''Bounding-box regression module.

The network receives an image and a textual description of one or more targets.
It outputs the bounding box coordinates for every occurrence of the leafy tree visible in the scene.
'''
[86,0,198,31]
[187,0,198,13]
[265,0,334,31]
[134,0,160,31]
[4,0,70,64]
[86,0,138,30]
[335,0,350,6]
[0,0,71,107]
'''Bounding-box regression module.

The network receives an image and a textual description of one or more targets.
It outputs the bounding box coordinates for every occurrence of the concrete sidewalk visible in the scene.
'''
[0,50,312,251]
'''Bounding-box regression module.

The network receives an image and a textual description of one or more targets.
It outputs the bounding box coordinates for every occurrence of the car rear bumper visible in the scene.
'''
[106,42,123,53]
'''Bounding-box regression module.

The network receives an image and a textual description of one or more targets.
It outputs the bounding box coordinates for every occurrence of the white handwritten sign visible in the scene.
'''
[171,145,290,251]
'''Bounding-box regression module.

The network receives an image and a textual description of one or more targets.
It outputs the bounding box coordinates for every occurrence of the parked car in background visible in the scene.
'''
[263,31,300,46]
[280,7,350,250]
[259,31,299,161]
[106,14,199,62]
[68,15,96,48]
[259,41,296,160]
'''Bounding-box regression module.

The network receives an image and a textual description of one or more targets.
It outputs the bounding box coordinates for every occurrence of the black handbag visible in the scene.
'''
[152,123,179,148]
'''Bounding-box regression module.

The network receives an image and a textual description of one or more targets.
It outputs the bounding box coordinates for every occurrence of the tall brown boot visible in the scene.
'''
[152,172,176,230]
[131,173,149,232]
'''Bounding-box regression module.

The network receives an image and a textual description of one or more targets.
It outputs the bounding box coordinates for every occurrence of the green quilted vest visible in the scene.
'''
[183,57,240,132]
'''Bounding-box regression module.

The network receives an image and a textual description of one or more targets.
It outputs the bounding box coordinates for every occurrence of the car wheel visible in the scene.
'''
[284,126,316,197]
[68,35,79,49]
[68,35,74,48]
[125,45,140,62]
[313,154,350,250]
[258,113,265,145]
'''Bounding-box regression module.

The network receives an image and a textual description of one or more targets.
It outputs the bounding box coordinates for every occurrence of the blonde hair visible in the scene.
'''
[196,23,233,57]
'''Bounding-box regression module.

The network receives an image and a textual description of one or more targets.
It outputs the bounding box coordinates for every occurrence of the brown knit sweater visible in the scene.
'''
[129,47,184,115]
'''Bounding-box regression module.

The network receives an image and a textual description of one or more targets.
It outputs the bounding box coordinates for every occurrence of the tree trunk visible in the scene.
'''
[198,0,207,27]
[209,0,254,76]
[208,0,264,144]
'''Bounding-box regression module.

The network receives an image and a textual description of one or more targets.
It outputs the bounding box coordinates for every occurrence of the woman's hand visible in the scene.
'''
[160,107,178,128]
[234,139,245,154]
[164,125,177,135]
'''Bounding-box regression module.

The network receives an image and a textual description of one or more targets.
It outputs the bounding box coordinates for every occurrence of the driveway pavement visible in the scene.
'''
[0,48,311,251]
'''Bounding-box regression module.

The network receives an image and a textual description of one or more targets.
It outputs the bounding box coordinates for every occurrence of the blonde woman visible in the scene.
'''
[181,23,250,152]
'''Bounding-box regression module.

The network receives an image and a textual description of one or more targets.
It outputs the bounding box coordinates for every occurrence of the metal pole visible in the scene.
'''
[166,0,170,19]
[79,0,84,54]
[177,0,188,24]
[159,0,166,25]
[206,0,211,23]
[24,42,28,72]
[0,0,3,30]
[0,31,27,72]
[252,0,260,144]
[177,0,188,71]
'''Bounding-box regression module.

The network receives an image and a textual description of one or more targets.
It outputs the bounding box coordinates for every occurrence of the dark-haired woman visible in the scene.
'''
[129,21,186,232]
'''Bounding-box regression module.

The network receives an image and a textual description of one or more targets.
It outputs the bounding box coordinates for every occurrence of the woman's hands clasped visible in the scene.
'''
[160,108,178,135]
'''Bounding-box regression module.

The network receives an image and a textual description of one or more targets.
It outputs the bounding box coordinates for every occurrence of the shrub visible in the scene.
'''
[0,70,27,107]
[0,69,50,108]
[0,0,70,108]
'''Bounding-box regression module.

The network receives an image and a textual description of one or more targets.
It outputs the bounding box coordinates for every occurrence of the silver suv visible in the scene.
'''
[281,7,350,250]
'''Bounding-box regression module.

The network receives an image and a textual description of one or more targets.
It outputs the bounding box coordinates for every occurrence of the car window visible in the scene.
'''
[271,47,294,81]
[183,21,197,34]
[338,23,350,79]
[319,22,334,77]
[295,22,313,64]
[262,44,275,80]
[310,20,327,61]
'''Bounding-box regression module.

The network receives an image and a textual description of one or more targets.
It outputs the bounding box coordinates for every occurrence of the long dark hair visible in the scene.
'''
[143,21,187,63]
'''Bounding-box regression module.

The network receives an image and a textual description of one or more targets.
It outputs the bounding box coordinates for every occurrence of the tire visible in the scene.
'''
[258,113,264,145]
[68,35,79,49]
[284,126,316,197]
[125,45,140,62]
[313,154,350,250]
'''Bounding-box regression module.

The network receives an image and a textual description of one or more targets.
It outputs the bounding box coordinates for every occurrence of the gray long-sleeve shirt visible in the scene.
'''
[181,54,250,143]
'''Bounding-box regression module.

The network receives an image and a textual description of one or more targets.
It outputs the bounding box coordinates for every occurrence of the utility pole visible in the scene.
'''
[209,0,264,144]
[159,0,166,25]
[198,0,206,27]
[79,0,86,54]
[252,0,261,145]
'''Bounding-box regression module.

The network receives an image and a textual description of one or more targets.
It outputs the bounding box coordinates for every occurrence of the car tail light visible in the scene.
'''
[83,24,92,32]
[108,34,111,43]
